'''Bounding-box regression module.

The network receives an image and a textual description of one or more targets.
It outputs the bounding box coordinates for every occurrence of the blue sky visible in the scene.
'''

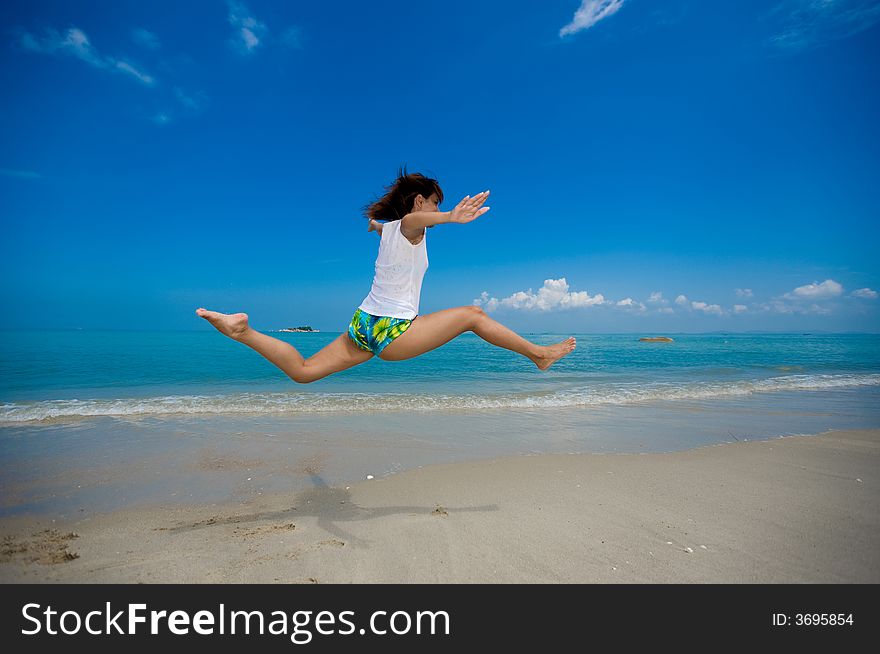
[2,0,878,333]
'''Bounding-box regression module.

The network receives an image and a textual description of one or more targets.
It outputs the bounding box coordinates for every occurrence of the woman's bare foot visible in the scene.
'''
[195,308,251,341]
[532,337,577,371]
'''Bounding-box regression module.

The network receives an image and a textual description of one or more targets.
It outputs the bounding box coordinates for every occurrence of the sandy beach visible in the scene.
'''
[1,428,877,583]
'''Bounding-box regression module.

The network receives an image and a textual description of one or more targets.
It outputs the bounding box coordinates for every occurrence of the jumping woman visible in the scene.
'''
[196,168,577,383]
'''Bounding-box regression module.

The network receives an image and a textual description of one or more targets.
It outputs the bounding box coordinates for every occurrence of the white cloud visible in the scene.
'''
[851,287,878,299]
[174,87,209,113]
[735,288,753,298]
[17,26,154,85]
[560,0,626,37]
[474,278,605,312]
[733,304,748,313]
[783,279,843,300]
[675,294,688,306]
[115,60,154,85]
[132,28,160,49]
[647,291,667,305]
[757,301,795,314]
[56,27,99,63]
[767,0,880,51]
[691,301,724,316]
[474,291,500,312]
[616,297,646,312]
[756,300,832,315]
[227,1,268,54]
[14,24,212,128]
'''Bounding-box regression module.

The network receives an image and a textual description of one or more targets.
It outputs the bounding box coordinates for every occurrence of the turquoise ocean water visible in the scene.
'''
[1,331,878,515]
[2,331,879,419]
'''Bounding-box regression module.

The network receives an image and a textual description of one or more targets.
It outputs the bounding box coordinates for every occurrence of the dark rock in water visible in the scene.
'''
[638,336,673,342]
[278,326,319,333]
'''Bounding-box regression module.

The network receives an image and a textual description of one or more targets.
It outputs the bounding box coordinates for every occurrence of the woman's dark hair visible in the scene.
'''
[362,165,444,223]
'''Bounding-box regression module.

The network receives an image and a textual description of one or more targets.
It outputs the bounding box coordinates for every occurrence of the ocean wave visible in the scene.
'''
[1,373,878,424]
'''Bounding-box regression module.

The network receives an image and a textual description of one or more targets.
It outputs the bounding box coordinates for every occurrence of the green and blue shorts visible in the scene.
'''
[347,308,415,356]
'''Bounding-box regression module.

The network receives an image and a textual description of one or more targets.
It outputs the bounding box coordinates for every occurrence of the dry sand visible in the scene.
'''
[1,428,877,583]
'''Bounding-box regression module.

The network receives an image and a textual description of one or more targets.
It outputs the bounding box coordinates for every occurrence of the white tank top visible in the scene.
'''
[358,219,429,319]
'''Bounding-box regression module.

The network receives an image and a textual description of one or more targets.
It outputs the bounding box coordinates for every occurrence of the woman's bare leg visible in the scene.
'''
[379,305,576,369]
[196,308,373,383]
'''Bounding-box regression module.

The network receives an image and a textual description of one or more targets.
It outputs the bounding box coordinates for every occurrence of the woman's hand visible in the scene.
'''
[448,191,490,224]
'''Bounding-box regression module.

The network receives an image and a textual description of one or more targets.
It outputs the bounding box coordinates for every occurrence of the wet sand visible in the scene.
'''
[1,429,877,583]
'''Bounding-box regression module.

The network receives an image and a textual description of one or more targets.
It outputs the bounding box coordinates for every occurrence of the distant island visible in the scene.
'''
[639,336,674,342]
[277,326,319,333]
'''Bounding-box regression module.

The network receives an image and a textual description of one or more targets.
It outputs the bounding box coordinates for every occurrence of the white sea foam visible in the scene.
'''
[1,373,878,424]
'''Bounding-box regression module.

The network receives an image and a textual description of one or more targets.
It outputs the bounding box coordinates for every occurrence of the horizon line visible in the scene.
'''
[1,328,878,336]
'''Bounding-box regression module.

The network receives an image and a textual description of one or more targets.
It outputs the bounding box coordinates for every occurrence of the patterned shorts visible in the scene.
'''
[347,308,415,356]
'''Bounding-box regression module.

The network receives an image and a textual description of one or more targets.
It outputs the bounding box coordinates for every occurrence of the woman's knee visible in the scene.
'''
[465,305,486,330]
[290,368,318,384]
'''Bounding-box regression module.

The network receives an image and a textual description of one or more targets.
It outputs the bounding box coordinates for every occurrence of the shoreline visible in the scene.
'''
[3,388,878,521]
[1,428,877,583]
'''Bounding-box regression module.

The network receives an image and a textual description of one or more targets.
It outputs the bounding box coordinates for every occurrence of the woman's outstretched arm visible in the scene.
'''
[401,190,490,239]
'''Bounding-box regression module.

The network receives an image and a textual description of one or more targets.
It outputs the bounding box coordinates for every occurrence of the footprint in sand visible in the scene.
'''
[236,523,297,539]
[1,530,80,565]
